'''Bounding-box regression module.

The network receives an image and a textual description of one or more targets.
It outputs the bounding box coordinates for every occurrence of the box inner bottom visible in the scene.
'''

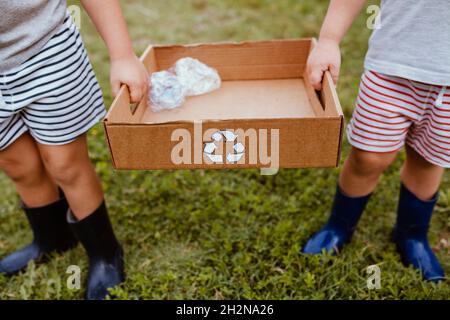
[141,78,317,124]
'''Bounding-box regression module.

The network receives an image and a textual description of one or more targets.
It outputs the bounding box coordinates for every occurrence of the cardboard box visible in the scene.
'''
[104,39,344,170]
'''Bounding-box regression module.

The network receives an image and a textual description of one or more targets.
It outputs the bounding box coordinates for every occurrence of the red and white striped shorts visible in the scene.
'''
[347,70,450,168]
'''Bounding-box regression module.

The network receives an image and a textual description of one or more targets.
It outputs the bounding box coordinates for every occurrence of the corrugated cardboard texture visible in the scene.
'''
[104,39,344,170]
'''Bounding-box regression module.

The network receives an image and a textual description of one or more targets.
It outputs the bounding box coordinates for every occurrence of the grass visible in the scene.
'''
[0,0,448,300]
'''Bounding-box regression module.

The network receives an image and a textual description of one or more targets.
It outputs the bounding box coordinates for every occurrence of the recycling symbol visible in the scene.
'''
[203,130,245,164]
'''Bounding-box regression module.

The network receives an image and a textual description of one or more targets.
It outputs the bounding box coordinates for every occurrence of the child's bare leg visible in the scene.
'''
[0,133,59,207]
[401,146,444,200]
[37,134,124,299]
[37,134,104,220]
[0,133,78,276]
[339,147,399,196]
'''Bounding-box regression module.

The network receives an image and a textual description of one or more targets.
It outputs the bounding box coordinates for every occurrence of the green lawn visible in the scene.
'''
[0,0,448,300]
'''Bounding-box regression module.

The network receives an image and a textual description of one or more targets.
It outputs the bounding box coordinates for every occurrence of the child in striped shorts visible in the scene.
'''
[0,1,148,299]
[303,0,448,282]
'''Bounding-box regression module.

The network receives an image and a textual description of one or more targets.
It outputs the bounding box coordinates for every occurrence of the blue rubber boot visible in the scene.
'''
[303,186,372,255]
[393,184,445,282]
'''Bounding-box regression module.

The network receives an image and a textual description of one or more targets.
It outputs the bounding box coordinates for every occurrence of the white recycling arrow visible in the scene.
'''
[233,142,245,153]
[211,132,223,142]
[203,142,217,154]
[227,153,245,163]
[220,130,238,142]
[205,153,223,163]
[203,130,245,164]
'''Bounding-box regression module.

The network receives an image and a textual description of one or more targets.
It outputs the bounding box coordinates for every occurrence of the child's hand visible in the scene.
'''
[110,54,149,103]
[307,39,341,90]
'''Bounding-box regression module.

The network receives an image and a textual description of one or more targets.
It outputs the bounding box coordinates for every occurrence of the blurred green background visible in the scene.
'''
[0,0,448,299]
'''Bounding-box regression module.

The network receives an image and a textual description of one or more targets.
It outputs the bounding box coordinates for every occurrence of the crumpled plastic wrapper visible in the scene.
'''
[173,57,221,96]
[149,71,185,112]
[149,57,221,112]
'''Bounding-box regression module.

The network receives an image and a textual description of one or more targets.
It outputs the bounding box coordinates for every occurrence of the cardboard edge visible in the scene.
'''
[305,38,343,118]
[151,38,314,50]
[336,115,345,168]
[302,38,327,117]
[140,44,156,68]
[104,85,129,123]
[129,44,156,116]
[113,162,339,171]
[322,71,344,117]
[103,115,334,127]
[103,120,117,169]
[104,44,156,125]
[303,70,325,117]
[103,117,344,134]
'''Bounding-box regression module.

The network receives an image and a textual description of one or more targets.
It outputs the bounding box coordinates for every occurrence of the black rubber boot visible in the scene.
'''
[0,195,78,275]
[67,201,125,300]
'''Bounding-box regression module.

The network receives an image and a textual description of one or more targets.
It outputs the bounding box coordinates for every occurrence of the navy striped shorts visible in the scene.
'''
[0,14,106,150]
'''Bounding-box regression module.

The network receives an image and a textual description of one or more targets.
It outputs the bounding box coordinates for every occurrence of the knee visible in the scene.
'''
[42,156,82,187]
[0,156,46,185]
[349,149,395,177]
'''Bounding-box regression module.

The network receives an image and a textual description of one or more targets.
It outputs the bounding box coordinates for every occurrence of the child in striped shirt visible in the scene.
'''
[303,0,448,282]
[0,1,148,299]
